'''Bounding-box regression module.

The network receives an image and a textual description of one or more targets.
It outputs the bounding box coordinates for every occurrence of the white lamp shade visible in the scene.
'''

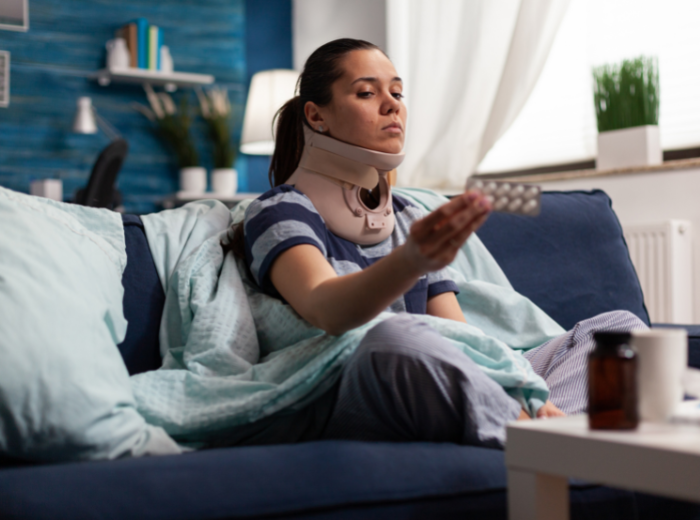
[72,96,97,134]
[240,69,299,155]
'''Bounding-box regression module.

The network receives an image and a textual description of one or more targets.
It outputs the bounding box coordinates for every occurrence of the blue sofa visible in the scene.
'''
[2,189,699,520]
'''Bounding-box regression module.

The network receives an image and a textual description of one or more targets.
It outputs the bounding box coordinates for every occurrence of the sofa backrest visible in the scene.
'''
[118,189,650,375]
[476,189,649,331]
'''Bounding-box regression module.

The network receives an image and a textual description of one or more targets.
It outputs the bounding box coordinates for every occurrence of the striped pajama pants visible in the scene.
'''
[219,311,647,449]
[321,310,647,448]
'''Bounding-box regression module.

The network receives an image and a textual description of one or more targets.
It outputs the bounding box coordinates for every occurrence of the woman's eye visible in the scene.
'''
[392,92,404,100]
[358,91,373,98]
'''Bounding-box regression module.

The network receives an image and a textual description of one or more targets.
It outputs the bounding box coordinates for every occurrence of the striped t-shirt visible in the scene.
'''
[243,185,459,314]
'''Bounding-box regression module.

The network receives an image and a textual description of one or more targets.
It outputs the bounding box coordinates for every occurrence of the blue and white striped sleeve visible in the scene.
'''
[427,269,459,298]
[394,194,460,299]
[243,187,328,296]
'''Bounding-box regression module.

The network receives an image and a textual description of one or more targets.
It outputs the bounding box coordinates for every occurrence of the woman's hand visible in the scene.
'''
[400,191,491,274]
[536,400,566,419]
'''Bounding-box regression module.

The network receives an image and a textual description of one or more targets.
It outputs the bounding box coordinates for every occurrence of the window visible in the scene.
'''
[477,0,700,175]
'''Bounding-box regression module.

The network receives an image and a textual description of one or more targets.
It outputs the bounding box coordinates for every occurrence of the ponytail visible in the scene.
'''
[269,96,306,187]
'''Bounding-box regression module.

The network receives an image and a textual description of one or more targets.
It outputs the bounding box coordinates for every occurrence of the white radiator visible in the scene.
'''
[622,220,693,324]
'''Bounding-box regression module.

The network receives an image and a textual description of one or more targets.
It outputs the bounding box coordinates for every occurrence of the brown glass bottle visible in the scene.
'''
[588,331,639,430]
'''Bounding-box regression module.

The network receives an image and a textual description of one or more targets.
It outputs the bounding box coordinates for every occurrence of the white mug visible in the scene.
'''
[631,328,688,422]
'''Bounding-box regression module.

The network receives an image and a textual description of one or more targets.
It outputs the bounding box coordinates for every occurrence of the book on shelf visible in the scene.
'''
[113,19,165,72]
[135,18,148,69]
[115,23,137,68]
[148,25,161,71]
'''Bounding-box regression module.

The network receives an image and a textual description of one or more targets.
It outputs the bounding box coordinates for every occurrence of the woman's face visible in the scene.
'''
[305,49,407,154]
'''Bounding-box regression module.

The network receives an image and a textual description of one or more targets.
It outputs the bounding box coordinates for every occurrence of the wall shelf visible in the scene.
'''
[93,68,214,92]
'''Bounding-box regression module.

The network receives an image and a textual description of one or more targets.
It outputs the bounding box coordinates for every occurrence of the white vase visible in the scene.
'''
[211,168,238,196]
[596,125,662,171]
[179,167,207,194]
[106,38,130,70]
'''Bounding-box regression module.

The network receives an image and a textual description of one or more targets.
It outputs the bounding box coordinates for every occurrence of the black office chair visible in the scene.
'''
[74,138,128,209]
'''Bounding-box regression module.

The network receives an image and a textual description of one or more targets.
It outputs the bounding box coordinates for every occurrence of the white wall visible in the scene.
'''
[292,0,387,70]
[539,169,700,323]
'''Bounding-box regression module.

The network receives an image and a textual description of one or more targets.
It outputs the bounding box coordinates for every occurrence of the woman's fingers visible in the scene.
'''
[411,192,480,241]
[413,192,491,256]
[536,401,567,418]
[404,191,492,272]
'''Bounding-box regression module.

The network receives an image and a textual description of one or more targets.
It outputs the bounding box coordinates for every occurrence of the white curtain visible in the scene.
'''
[387,0,570,189]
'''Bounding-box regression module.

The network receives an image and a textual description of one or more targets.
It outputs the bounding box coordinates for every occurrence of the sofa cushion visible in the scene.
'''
[477,190,650,331]
[119,214,165,375]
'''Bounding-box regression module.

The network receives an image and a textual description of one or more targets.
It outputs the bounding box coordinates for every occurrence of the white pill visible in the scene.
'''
[495,183,511,197]
[485,195,495,205]
[471,180,483,190]
[494,197,509,211]
[523,199,539,214]
[511,185,525,197]
[507,198,523,212]
[484,182,497,194]
[524,187,539,199]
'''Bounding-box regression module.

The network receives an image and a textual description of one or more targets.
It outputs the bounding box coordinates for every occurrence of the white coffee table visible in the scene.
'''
[506,415,700,520]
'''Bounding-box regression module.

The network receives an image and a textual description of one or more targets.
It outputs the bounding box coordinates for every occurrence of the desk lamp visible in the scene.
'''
[72,96,128,209]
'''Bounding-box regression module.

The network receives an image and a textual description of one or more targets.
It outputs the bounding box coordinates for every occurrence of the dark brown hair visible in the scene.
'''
[225,38,385,259]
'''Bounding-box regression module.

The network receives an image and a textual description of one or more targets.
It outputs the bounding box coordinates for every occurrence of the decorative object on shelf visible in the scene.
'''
[30,179,62,201]
[0,0,28,32]
[240,69,299,155]
[160,46,173,74]
[593,56,661,171]
[106,37,130,71]
[0,50,9,108]
[72,96,128,210]
[135,84,201,192]
[196,86,239,196]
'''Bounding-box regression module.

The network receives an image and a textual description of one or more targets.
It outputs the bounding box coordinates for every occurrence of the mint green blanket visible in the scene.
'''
[131,189,564,442]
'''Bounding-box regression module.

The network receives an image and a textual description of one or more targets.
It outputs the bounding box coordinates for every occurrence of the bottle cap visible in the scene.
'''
[593,331,631,346]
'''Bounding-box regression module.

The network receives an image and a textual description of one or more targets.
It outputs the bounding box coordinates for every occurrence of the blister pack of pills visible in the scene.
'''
[466,179,542,217]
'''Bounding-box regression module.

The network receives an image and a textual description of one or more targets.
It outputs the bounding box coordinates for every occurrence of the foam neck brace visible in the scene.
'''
[294,125,405,189]
[286,126,405,245]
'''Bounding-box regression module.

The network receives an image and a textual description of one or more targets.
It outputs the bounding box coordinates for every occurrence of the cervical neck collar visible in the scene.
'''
[287,125,405,245]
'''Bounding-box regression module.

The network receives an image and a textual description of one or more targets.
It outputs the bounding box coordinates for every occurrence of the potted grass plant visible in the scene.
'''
[134,85,205,193]
[593,56,661,170]
[196,87,238,196]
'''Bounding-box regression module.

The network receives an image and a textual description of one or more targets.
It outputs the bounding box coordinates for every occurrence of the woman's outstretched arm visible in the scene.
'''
[269,192,490,335]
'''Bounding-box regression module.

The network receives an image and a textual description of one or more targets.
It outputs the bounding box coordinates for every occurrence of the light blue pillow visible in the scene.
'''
[0,187,181,461]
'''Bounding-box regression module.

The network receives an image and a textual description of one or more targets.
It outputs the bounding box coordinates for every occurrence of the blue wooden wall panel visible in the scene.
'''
[0,0,250,214]
[244,0,293,194]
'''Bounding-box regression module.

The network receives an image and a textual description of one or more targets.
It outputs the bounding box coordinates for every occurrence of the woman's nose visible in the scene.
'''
[381,93,401,114]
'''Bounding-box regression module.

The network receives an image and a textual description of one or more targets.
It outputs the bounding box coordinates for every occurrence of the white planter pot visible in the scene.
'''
[211,168,238,196]
[596,125,662,171]
[179,167,207,194]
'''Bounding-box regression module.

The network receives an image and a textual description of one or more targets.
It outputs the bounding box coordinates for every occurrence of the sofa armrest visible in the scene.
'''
[651,324,700,369]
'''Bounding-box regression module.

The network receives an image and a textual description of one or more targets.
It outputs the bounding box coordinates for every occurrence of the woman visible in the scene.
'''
[226,38,645,447]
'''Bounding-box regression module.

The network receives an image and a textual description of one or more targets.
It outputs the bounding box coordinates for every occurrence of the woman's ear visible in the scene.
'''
[304,101,328,133]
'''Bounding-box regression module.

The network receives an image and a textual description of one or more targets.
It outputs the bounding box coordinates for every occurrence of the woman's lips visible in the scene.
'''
[382,123,403,133]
